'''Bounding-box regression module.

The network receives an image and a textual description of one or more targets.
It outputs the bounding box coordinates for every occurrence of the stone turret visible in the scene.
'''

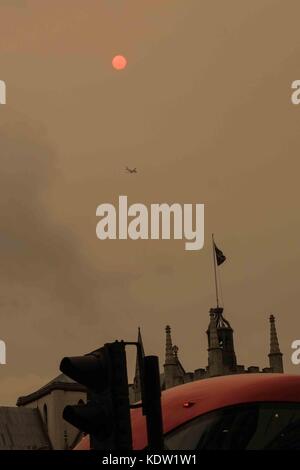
[268,315,283,373]
[207,307,237,376]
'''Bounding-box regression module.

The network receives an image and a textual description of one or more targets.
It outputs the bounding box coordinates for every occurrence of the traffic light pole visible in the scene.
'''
[109,342,133,450]
[61,341,164,451]
[142,355,164,450]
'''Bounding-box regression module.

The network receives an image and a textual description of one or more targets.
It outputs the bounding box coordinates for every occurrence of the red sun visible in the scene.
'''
[112,55,127,71]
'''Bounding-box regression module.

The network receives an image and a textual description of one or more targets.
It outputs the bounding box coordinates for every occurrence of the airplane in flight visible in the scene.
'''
[125,166,137,174]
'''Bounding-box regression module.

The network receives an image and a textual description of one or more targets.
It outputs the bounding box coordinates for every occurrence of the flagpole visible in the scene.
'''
[212,234,219,308]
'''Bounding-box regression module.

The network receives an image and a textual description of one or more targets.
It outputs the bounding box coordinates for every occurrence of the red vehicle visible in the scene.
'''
[75,373,300,450]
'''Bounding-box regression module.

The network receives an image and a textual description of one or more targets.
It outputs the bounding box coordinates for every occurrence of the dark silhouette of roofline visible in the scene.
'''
[17,381,86,406]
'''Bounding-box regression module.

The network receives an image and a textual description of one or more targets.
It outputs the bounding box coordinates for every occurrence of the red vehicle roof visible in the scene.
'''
[74,373,300,450]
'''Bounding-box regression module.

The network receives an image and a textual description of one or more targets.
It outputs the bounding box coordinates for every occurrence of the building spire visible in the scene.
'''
[133,327,145,402]
[165,325,176,365]
[164,325,185,389]
[135,327,144,371]
[268,315,283,373]
[269,315,281,354]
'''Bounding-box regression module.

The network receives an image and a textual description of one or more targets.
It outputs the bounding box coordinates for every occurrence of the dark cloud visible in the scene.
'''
[0,118,93,313]
[0,113,138,402]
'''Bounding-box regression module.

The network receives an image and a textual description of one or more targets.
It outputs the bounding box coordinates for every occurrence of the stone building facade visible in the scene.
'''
[130,306,283,401]
[16,374,86,449]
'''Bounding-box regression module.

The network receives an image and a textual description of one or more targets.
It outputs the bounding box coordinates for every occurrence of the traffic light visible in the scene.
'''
[60,341,132,450]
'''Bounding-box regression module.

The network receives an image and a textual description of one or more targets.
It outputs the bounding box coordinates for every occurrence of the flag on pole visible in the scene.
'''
[214,243,226,266]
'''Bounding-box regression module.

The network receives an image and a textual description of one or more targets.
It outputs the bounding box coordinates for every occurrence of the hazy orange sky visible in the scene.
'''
[0,0,300,404]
